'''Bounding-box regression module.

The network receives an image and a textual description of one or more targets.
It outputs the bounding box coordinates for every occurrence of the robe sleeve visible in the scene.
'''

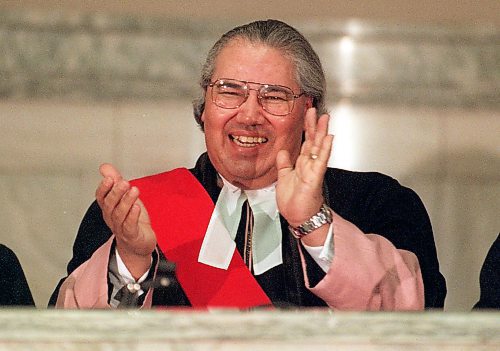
[302,212,424,311]
[55,236,154,309]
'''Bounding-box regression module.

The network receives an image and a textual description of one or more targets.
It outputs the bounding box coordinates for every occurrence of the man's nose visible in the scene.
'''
[236,90,265,125]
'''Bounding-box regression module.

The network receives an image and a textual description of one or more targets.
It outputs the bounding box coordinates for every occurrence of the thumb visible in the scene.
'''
[99,163,123,182]
[276,150,293,179]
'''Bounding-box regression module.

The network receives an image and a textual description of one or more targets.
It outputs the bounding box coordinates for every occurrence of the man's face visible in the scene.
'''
[201,39,311,189]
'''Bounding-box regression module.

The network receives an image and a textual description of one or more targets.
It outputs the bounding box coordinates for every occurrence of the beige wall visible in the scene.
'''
[3,0,500,25]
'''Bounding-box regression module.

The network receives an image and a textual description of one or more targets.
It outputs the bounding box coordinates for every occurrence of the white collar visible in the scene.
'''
[198,175,283,275]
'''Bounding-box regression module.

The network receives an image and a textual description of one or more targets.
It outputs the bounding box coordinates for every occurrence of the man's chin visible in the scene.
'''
[223,168,277,189]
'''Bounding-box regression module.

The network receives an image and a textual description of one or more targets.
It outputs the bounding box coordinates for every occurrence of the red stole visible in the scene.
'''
[130,168,272,308]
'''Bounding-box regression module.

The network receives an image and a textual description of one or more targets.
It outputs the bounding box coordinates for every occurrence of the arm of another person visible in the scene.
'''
[0,244,35,306]
[474,233,500,309]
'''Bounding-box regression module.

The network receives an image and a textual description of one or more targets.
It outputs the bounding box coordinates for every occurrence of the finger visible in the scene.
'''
[111,185,140,235]
[313,114,330,149]
[308,133,333,179]
[99,163,123,182]
[304,114,330,168]
[102,180,131,220]
[299,138,314,158]
[309,145,321,162]
[95,176,114,207]
[317,134,334,165]
[96,163,124,208]
[296,138,315,176]
[304,108,317,142]
[121,202,141,241]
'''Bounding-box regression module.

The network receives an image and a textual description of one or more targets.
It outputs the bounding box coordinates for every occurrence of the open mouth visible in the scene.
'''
[230,135,269,148]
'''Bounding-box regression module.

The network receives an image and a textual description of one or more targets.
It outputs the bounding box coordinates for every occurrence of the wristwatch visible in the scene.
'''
[289,203,333,239]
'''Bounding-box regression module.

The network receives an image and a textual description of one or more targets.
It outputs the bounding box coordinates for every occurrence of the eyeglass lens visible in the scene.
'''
[211,79,295,116]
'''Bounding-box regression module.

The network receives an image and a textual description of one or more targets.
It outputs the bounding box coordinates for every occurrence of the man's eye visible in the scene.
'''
[219,90,243,96]
[263,93,288,102]
[219,85,244,92]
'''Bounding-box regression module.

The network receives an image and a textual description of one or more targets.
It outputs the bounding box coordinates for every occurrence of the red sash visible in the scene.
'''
[130,168,272,308]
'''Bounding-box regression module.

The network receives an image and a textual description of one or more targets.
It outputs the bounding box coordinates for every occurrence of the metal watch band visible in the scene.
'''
[289,203,333,239]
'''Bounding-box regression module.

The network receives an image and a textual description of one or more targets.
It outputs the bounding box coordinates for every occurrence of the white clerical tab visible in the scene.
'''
[198,179,244,269]
[198,175,283,274]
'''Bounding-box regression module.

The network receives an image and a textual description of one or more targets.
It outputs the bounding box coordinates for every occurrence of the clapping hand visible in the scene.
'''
[276,108,333,245]
[95,164,157,279]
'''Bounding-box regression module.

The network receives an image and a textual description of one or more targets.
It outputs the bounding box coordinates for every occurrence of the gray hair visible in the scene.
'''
[193,19,327,130]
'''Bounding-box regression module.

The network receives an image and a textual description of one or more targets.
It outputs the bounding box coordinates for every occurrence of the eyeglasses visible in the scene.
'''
[208,78,305,116]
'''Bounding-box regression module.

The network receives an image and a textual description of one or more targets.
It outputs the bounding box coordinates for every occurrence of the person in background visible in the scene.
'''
[474,233,499,309]
[0,244,35,306]
[50,19,446,310]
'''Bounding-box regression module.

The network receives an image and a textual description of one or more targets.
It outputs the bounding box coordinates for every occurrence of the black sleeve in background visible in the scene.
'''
[48,201,112,306]
[0,244,35,307]
[474,233,500,309]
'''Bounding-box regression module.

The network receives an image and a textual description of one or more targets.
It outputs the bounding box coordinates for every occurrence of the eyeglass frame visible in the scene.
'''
[208,78,306,116]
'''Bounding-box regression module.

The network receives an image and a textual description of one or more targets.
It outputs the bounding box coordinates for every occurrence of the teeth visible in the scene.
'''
[232,135,268,147]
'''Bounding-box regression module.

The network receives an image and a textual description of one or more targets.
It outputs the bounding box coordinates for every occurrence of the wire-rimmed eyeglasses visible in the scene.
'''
[208,78,305,116]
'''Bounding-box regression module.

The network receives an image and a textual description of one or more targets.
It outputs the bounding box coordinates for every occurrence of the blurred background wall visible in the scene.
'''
[0,1,498,310]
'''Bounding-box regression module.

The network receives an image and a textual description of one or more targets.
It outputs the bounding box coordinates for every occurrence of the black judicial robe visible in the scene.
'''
[474,234,500,309]
[49,153,447,308]
[0,244,35,306]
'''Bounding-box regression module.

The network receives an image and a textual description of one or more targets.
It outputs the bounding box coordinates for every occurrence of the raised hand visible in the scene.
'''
[95,163,157,279]
[276,108,334,245]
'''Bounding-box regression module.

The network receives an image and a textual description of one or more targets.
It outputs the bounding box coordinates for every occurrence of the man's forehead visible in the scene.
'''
[212,40,299,89]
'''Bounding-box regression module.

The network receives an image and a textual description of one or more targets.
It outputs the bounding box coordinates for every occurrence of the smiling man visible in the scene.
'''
[51,19,446,310]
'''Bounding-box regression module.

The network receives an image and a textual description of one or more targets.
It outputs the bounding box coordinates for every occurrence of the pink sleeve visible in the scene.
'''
[302,212,424,311]
[55,236,154,309]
